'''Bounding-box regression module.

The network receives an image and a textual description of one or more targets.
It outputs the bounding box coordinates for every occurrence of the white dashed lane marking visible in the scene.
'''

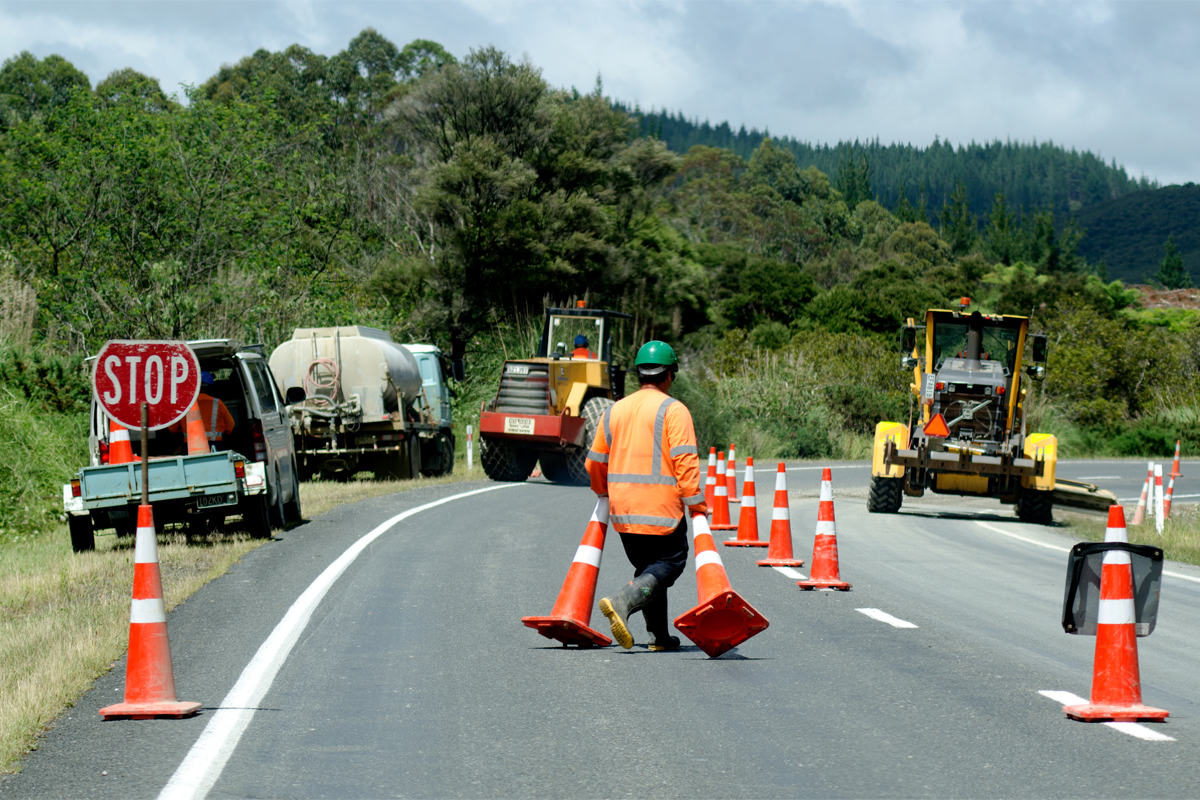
[1037,691,1176,741]
[771,566,807,580]
[856,608,918,628]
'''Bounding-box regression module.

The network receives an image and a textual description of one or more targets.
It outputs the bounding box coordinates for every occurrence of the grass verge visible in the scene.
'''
[1062,505,1200,568]
[0,461,486,774]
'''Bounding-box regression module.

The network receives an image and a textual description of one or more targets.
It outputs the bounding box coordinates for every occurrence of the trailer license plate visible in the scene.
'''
[504,417,535,435]
[199,493,233,508]
[505,364,529,375]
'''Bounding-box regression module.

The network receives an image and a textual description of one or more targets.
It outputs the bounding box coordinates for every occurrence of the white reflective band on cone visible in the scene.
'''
[772,507,789,521]
[819,482,832,501]
[1102,548,1132,565]
[135,528,159,563]
[572,545,603,568]
[130,597,167,624]
[591,496,610,524]
[691,515,712,539]
[715,486,727,496]
[1097,597,1135,625]
[706,476,716,485]
[775,473,787,491]
[815,520,835,536]
[696,550,723,569]
[743,494,756,508]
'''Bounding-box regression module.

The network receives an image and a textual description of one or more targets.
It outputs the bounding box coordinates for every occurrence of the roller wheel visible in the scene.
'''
[480,437,537,482]
[69,514,95,553]
[539,451,588,486]
[867,475,903,513]
[1016,489,1053,525]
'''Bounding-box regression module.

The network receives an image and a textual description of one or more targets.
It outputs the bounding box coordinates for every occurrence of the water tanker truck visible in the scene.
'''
[269,326,457,481]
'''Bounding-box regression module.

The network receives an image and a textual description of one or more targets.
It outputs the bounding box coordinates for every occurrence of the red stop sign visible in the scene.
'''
[93,340,201,430]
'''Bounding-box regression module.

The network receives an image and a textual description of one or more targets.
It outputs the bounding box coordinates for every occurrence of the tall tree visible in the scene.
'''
[0,51,91,120]
[938,181,975,256]
[1155,234,1191,289]
[983,190,1019,265]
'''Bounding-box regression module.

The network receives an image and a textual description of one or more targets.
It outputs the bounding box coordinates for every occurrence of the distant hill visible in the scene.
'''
[1070,183,1200,285]
[626,107,1156,225]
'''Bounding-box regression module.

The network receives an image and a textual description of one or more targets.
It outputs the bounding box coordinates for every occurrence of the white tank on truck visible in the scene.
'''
[269,326,456,481]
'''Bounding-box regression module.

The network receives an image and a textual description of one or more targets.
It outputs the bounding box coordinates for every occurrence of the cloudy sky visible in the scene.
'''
[2,1,1197,185]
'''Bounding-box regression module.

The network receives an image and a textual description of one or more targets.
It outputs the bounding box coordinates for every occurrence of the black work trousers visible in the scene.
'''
[618,517,689,587]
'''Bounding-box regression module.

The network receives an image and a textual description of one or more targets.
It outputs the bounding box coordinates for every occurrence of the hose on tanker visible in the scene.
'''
[304,358,339,409]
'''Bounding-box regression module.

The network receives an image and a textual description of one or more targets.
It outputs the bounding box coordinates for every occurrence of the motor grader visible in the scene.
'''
[868,298,1115,523]
[478,303,631,485]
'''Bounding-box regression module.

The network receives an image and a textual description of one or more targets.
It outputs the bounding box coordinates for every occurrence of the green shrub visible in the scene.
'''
[0,389,87,541]
[0,348,91,415]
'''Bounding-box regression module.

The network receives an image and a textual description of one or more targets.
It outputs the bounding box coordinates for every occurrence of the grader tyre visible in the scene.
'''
[481,437,537,482]
[866,475,903,513]
[1016,489,1054,525]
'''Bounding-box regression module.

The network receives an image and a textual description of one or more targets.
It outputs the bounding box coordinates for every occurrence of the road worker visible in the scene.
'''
[571,334,596,359]
[169,371,235,449]
[586,340,706,650]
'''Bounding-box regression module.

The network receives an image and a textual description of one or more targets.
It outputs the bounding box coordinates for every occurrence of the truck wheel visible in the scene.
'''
[1016,490,1053,525]
[268,467,288,530]
[867,476,903,513]
[242,494,272,539]
[480,437,536,482]
[421,433,455,477]
[283,468,302,523]
[69,514,95,553]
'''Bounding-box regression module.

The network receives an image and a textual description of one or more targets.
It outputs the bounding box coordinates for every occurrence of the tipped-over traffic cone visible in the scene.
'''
[184,402,209,456]
[727,444,740,504]
[674,513,769,657]
[100,504,200,720]
[522,498,613,647]
[757,463,803,567]
[797,468,852,591]
[725,457,767,547]
[704,448,717,512]
[109,420,135,464]
[711,452,736,531]
[1063,505,1168,722]
[1131,462,1152,526]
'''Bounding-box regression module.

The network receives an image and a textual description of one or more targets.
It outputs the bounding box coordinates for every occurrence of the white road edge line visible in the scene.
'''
[772,566,807,580]
[158,483,521,800]
[1037,691,1176,741]
[856,608,918,628]
[974,520,1200,586]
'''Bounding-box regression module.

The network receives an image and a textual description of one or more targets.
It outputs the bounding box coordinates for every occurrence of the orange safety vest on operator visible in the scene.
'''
[584,386,706,534]
[169,393,235,442]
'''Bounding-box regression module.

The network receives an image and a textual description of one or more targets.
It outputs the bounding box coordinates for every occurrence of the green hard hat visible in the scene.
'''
[634,341,678,373]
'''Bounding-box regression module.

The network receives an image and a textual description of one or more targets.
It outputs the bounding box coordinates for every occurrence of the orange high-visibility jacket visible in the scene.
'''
[585,386,707,534]
[169,393,235,442]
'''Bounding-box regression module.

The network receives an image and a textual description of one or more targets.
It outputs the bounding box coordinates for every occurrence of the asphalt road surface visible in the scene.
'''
[3,460,1198,799]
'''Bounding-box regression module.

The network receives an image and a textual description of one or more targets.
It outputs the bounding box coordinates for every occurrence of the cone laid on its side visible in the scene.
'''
[100,504,200,720]
[726,444,740,504]
[1131,462,1151,526]
[725,457,767,547]
[797,468,851,591]
[184,402,209,456]
[521,498,613,647]
[1063,505,1168,722]
[704,448,717,512]
[109,420,135,465]
[711,452,736,531]
[674,513,769,658]
[757,463,803,567]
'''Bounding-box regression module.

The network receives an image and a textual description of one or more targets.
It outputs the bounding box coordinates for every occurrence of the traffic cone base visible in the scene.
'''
[674,590,768,658]
[796,577,851,591]
[99,700,202,720]
[726,539,769,548]
[1063,701,1169,723]
[521,498,613,648]
[757,554,803,566]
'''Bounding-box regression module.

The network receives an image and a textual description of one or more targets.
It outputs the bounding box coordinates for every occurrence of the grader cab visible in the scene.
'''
[478,304,631,485]
[868,298,1114,523]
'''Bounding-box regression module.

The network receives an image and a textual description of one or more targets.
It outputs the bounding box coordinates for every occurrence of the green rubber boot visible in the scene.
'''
[643,596,680,651]
[599,573,658,649]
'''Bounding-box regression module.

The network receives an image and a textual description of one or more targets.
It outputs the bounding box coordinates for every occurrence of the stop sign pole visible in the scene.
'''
[93,340,201,503]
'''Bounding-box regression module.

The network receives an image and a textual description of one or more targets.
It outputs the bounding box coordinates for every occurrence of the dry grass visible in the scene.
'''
[0,459,489,774]
[1063,505,1200,567]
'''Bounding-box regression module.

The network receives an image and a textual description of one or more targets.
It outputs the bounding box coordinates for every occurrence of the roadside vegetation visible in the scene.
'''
[1064,507,1200,569]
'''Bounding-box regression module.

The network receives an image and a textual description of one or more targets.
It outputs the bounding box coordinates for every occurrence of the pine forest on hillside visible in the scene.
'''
[1,30,1199,536]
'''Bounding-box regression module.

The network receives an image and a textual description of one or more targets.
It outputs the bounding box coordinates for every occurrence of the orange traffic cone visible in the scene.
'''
[100,504,200,720]
[797,468,851,591]
[704,447,717,512]
[184,402,209,456]
[727,444,740,504]
[521,498,613,647]
[757,463,803,567]
[674,513,769,657]
[1131,462,1152,526]
[1063,505,1168,722]
[1165,440,1181,518]
[725,457,767,547]
[109,419,135,464]
[711,452,736,531]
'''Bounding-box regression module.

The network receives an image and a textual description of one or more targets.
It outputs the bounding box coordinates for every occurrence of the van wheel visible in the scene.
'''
[69,515,95,553]
[242,495,272,539]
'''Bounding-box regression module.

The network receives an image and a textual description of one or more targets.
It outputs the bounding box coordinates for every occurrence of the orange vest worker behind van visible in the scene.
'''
[585,340,705,651]
[169,371,235,447]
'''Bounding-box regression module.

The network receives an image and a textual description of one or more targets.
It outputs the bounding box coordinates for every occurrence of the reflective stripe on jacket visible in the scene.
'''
[585,386,706,534]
